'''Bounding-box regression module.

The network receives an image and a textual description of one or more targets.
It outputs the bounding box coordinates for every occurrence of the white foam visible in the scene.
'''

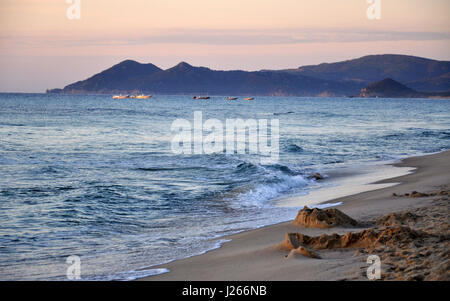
[276,163,415,208]
[312,202,343,209]
[90,268,170,281]
[231,174,308,208]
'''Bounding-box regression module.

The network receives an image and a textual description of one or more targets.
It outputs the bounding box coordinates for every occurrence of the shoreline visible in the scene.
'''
[276,160,415,208]
[139,150,450,281]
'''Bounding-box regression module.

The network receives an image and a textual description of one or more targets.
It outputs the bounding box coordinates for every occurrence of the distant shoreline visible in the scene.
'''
[2,92,450,100]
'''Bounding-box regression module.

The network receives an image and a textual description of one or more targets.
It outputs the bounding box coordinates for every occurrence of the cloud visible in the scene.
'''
[1,28,450,49]
[131,29,450,45]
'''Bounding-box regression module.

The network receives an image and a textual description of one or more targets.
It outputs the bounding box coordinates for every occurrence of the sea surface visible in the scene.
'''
[0,94,449,280]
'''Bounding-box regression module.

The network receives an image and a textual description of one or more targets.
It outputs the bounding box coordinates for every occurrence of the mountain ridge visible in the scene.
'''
[48,54,450,96]
[279,54,450,92]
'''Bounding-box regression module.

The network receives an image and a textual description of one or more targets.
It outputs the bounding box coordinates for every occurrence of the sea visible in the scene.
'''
[0,93,449,280]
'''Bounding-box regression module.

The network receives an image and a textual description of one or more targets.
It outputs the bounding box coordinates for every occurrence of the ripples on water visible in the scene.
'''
[0,94,449,280]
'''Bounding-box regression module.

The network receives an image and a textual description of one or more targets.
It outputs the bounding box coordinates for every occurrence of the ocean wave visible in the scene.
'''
[420,130,450,138]
[283,144,304,153]
[0,122,26,127]
[235,162,259,174]
[136,166,213,172]
[273,111,294,116]
[228,164,308,208]
[382,130,450,140]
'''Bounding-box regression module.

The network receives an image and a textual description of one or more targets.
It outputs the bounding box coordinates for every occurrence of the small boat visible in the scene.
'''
[193,96,210,100]
[136,95,152,99]
[244,97,254,101]
[112,95,129,99]
[227,97,238,100]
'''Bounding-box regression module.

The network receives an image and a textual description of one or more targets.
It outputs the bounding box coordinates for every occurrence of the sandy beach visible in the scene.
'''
[141,150,450,281]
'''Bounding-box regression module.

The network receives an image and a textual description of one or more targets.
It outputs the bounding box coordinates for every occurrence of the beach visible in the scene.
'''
[1,94,448,281]
[142,150,450,281]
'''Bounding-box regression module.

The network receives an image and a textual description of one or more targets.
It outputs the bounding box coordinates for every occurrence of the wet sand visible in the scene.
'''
[140,150,450,281]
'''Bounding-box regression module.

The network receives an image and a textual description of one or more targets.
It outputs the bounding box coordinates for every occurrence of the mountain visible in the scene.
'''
[51,61,359,96]
[62,60,162,94]
[48,54,450,96]
[358,78,424,98]
[284,54,450,92]
[406,72,450,92]
[358,78,450,98]
[143,62,360,95]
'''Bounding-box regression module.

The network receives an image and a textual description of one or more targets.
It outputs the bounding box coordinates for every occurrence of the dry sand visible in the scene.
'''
[140,150,450,281]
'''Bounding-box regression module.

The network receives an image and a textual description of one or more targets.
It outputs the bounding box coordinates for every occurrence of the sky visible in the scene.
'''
[0,0,449,92]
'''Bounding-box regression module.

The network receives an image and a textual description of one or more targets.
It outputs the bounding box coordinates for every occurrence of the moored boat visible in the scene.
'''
[112,95,129,99]
[193,96,210,100]
[244,97,254,100]
[227,97,238,100]
[136,95,152,99]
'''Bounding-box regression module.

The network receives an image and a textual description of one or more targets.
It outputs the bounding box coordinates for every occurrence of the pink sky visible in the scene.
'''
[0,0,449,92]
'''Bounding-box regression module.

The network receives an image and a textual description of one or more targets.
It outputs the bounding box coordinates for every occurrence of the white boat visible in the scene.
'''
[244,97,254,101]
[136,95,152,99]
[112,95,129,99]
[227,97,238,100]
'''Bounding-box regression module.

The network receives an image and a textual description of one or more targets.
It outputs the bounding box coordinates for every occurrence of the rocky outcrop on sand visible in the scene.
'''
[281,187,450,280]
[360,195,449,281]
[376,212,419,228]
[285,245,321,259]
[280,227,423,252]
[293,206,358,228]
[392,190,448,198]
